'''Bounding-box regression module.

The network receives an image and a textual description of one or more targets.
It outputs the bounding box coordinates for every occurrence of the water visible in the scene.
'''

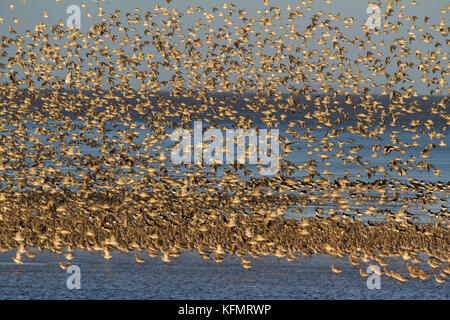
[0,250,448,299]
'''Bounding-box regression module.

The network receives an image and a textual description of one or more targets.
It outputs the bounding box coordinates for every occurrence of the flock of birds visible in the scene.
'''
[0,0,448,285]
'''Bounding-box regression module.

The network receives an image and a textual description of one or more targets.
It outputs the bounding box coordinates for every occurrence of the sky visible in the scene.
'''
[0,0,448,95]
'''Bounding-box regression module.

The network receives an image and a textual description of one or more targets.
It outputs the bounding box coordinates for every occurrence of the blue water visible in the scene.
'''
[0,250,448,299]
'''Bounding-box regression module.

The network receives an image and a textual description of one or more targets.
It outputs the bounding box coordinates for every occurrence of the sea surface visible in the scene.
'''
[0,250,448,300]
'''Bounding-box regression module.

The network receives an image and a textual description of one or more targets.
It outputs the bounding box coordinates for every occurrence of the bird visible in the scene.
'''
[135,254,146,263]
[12,252,23,265]
[161,253,171,263]
[65,252,74,261]
[103,248,112,260]
[331,265,342,273]
[434,274,446,284]
[360,268,370,277]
